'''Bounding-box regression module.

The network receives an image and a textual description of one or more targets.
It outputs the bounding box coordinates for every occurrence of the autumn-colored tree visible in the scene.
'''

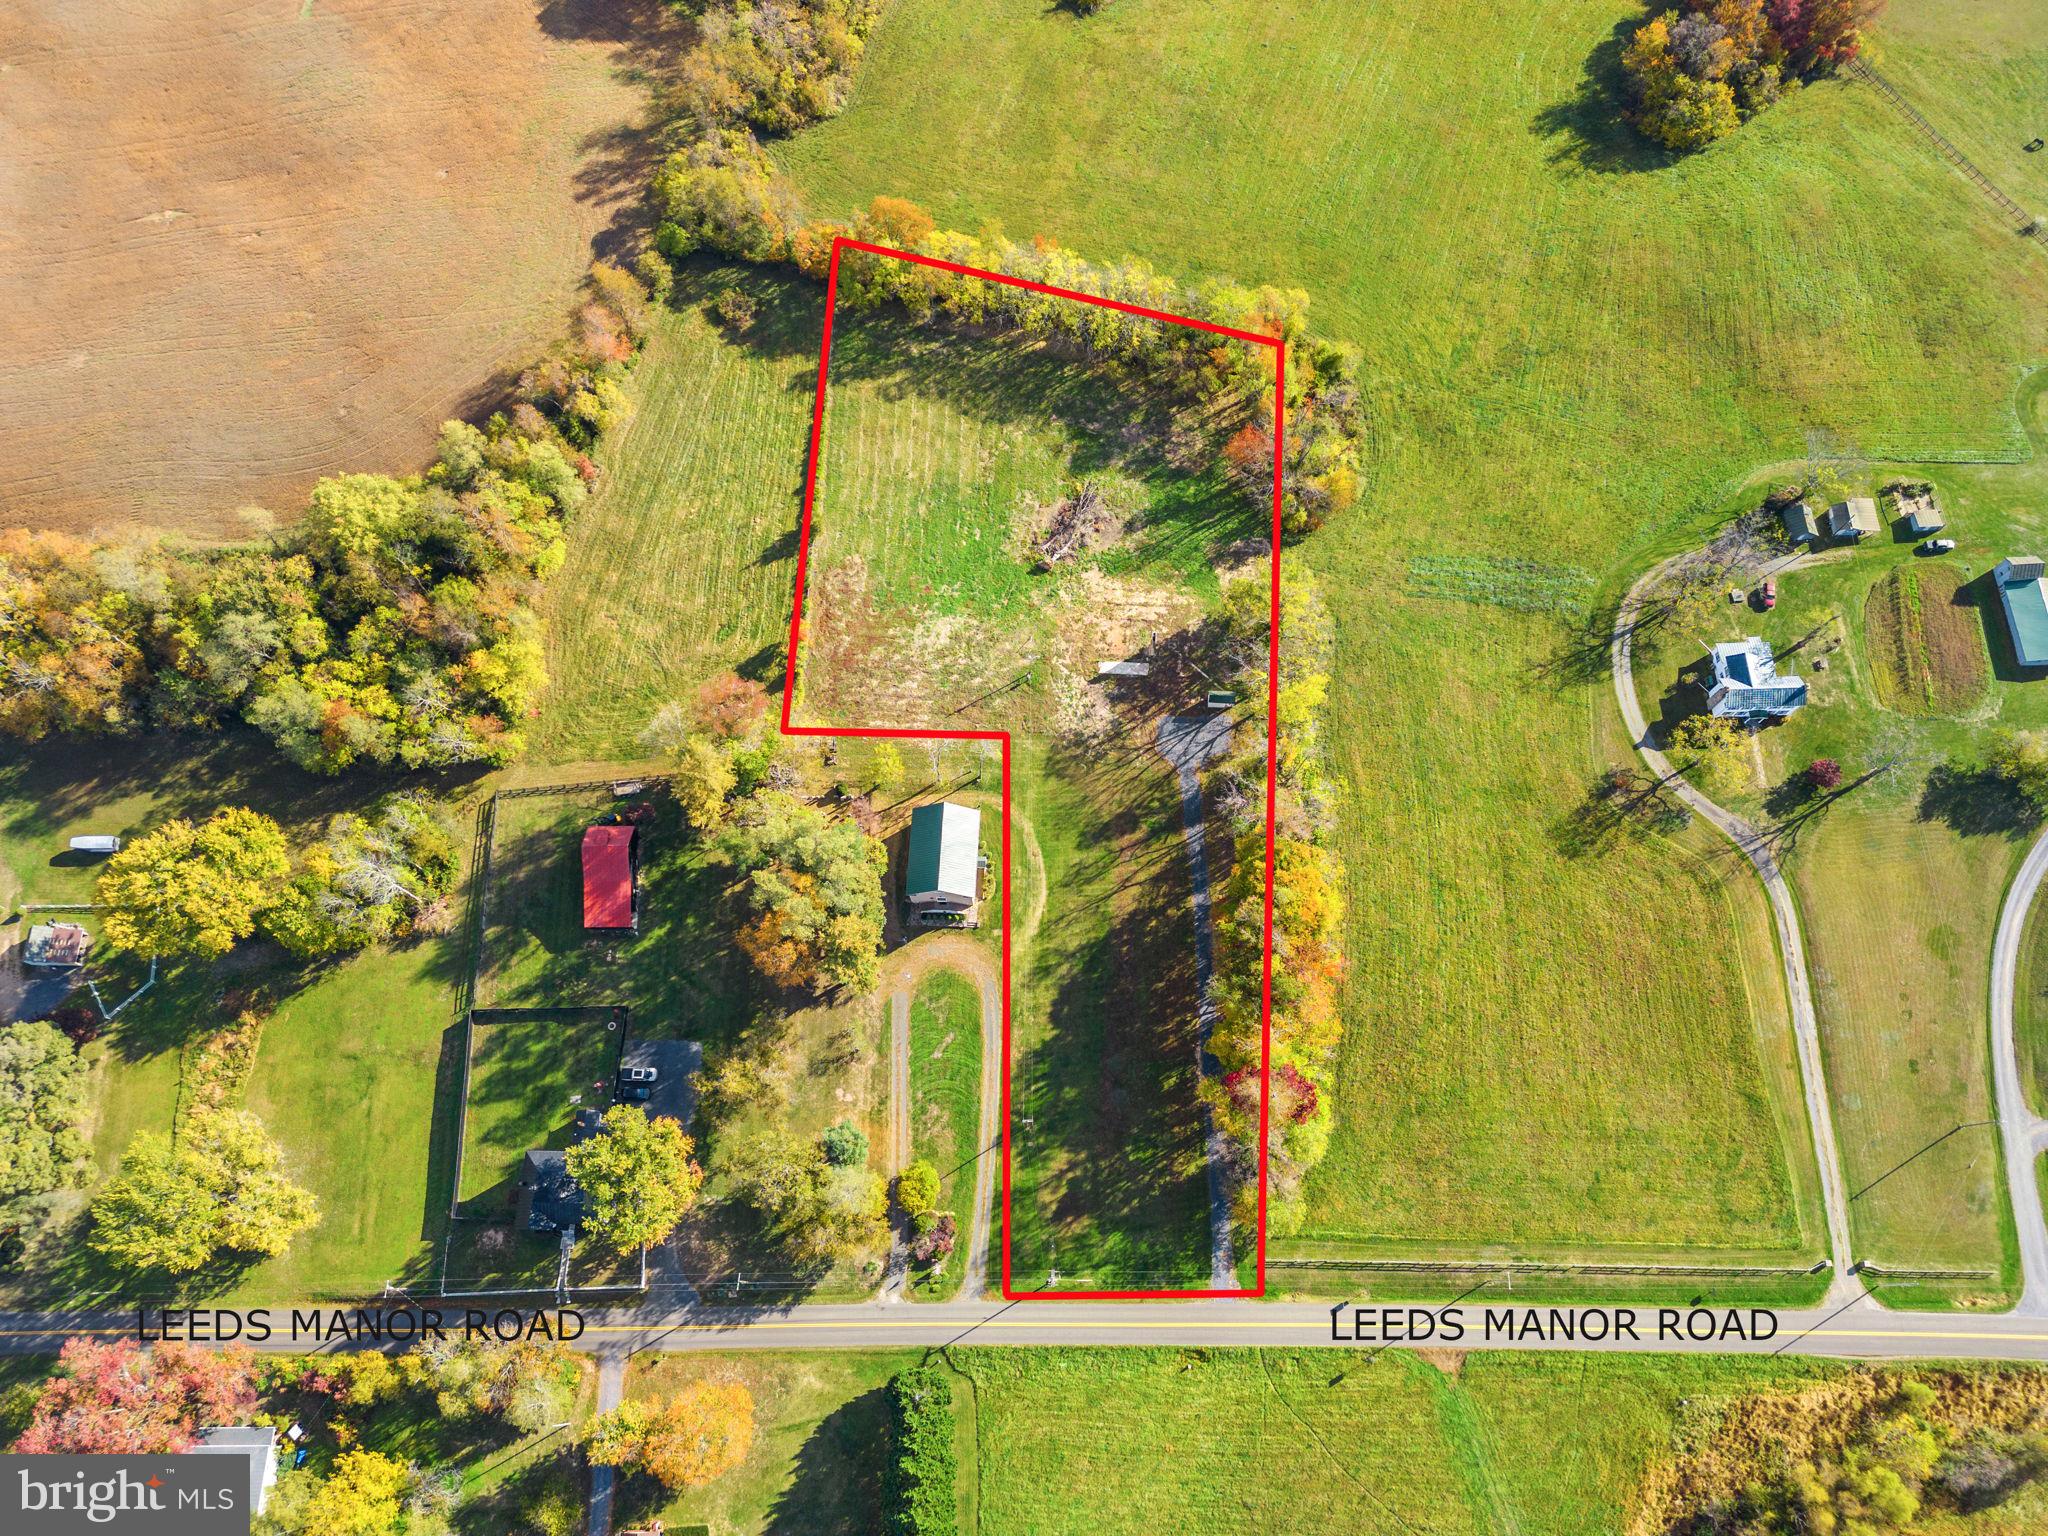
[403,1338,575,1434]
[896,1160,939,1219]
[695,672,770,738]
[96,808,292,959]
[261,1448,410,1536]
[587,1382,755,1491]
[673,736,738,831]
[0,530,155,740]
[0,1020,92,1222]
[566,1105,705,1250]
[14,1337,255,1453]
[1765,0,1810,52]
[1807,757,1844,790]
[716,792,886,993]
[870,741,906,793]
[1668,713,1749,795]
[90,1109,318,1274]
[1799,0,1883,68]
[720,1127,888,1266]
[1989,730,2048,813]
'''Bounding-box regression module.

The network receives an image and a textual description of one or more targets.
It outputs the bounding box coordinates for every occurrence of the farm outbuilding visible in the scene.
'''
[23,921,91,969]
[1995,557,2048,669]
[907,801,982,926]
[1781,500,1818,545]
[1705,637,1808,720]
[1824,498,1882,542]
[1898,488,1945,536]
[581,823,638,932]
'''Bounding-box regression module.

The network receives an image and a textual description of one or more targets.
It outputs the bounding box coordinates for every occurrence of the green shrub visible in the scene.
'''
[713,285,759,331]
[634,250,675,303]
[884,1364,957,1535]
[820,1121,869,1167]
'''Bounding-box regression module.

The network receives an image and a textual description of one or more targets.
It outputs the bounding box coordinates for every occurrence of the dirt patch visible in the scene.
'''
[1,0,676,536]
[1044,569,1206,746]
[1863,562,1989,716]
[800,555,1038,730]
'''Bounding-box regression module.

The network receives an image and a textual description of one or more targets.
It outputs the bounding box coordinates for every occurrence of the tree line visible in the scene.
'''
[1200,568,1346,1239]
[0,259,665,771]
[643,0,1368,539]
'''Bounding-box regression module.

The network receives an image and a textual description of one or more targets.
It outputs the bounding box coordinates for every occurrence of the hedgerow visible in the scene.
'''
[884,1364,957,1536]
[1201,567,1346,1236]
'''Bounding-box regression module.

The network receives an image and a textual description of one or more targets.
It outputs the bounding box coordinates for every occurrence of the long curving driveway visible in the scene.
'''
[1986,827,2048,1314]
[880,934,1003,1300]
[1611,563,1856,1295]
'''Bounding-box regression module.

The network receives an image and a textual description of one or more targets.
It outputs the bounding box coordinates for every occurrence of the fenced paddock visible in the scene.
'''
[450,1006,625,1217]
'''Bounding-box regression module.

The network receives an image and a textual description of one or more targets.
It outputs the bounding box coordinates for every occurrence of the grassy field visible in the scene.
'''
[906,968,981,1299]
[529,268,828,764]
[1,935,464,1306]
[785,306,1232,1288]
[617,1351,969,1535]
[0,735,471,1305]
[622,1347,2048,1535]
[2018,891,2048,1118]
[477,788,751,1038]
[621,0,2048,1266]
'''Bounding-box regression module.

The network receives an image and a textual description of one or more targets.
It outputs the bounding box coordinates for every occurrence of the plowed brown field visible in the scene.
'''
[0,0,674,536]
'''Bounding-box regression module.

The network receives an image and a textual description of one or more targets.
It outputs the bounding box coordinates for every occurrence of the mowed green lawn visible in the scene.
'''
[0,940,463,1306]
[626,1348,2048,1536]
[617,1351,964,1536]
[529,267,826,764]
[456,1016,621,1206]
[1624,392,2048,1301]
[795,310,1233,1287]
[0,737,469,1305]
[907,967,982,1300]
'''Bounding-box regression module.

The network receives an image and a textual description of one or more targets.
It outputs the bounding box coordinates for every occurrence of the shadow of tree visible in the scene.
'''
[1530,15,1678,175]
[1920,762,2040,841]
[1548,768,1692,858]
[1003,738,1212,1288]
[535,0,701,264]
[761,1385,892,1534]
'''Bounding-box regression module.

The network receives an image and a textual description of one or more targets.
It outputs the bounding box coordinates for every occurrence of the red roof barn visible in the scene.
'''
[581,824,638,932]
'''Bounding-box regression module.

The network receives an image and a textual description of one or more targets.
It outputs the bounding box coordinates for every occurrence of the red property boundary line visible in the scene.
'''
[777,237,1284,1299]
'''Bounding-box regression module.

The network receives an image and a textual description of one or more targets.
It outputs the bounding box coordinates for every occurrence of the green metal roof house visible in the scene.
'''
[1996,558,2048,669]
[907,801,981,922]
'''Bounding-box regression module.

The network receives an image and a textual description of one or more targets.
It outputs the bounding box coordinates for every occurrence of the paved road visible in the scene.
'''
[1987,823,2048,1315]
[7,1299,2043,1363]
[1611,564,1856,1295]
